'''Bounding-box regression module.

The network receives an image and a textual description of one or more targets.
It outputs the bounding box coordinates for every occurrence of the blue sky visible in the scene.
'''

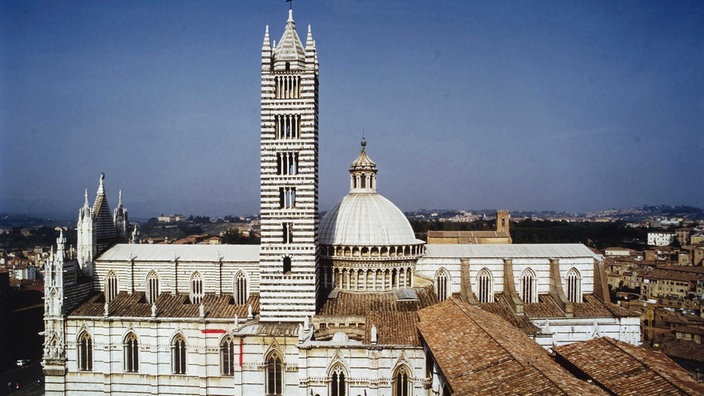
[1,1,703,219]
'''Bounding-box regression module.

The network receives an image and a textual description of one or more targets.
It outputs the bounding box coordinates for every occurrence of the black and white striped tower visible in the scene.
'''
[259,9,319,322]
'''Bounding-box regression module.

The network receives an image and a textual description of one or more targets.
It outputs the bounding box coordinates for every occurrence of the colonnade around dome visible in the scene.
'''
[320,243,425,259]
[321,264,415,291]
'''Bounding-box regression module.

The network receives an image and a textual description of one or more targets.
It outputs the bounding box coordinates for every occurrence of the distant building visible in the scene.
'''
[676,228,692,246]
[691,233,704,245]
[12,265,37,281]
[157,214,187,223]
[604,247,635,257]
[648,231,676,246]
[427,210,512,244]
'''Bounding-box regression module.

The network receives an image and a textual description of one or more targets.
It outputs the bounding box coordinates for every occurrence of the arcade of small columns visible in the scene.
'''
[320,244,424,291]
[274,74,301,99]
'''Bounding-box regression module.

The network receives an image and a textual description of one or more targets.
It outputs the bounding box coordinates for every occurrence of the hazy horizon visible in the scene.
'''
[2,1,703,219]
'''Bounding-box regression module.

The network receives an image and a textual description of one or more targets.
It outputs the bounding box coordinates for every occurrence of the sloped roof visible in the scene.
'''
[417,298,607,395]
[70,291,260,319]
[95,243,260,262]
[316,286,438,346]
[425,243,599,259]
[657,338,704,363]
[554,337,704,395]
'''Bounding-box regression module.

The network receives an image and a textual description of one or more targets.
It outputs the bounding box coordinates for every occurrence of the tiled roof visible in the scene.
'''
[317,286,437,316]
[70,291,259,319]
[316,286,438,346]
[523,294,566,318]
[479,294,539,336]
[418,298,607,395]
[645,269,703,282]
[365,311,420,346]
[554,337,704,395]
[573,294,640,318]
[657,338,704,363]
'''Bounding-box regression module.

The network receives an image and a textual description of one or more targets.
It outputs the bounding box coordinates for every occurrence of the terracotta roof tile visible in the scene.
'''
[523,294,565,318]
[317,286,438,316]
[69,291,260,319]
[315,286,438,346]
[554,337,704,395]
[365,311,420,346]
[657,339,704,363]
[478,294,539,336]
[418,298,607,395]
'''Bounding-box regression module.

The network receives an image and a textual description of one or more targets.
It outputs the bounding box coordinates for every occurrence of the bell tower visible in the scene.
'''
[259,10,319,322]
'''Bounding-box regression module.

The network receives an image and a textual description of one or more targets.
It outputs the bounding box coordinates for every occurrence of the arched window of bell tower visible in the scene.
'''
[283,256,292,274]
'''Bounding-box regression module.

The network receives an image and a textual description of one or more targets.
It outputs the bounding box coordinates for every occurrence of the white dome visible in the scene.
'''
[319,193,421,246]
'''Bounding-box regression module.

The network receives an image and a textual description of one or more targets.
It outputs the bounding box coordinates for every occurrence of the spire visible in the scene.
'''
[118,190,123,207]
[57,229,66,259]
[263,25,271,49]
[97,172,105,195]
[91,172,119,253]
[84,189,89,207]
[274,8,305,70]
[306,24,315,50]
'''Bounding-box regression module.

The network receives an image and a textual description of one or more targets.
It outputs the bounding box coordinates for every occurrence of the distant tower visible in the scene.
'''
[76,173,124,276]
[76,189,95,275]
[130,224,140,244]
[43,231,67,389]
[113,190,130,240]
[496,210,510,234]
[259,9,319,322]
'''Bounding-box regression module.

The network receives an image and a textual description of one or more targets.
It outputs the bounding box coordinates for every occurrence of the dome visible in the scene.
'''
[319,193,421,246]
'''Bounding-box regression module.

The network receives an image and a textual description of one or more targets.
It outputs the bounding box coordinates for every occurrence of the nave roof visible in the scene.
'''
[70,291,260,319]
[95,243,260,262]
[425,243,598,259]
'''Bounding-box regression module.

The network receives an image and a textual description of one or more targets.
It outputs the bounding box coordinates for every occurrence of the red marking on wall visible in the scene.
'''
[200,329,226,334]
[239,338,244,366]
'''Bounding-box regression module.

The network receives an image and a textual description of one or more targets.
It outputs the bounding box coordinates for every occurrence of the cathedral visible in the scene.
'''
[44,9,700,396]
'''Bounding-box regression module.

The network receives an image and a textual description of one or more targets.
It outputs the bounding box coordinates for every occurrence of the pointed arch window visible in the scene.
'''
[220,335,236,376]
[147,271,159,304]
[105,271,118,302]
[190,272,203,304]
[77,331,93,371]
[123,332,139,372]
[435,269,449,302]
[266,351,283,396]
[234,271,248,305]
[330,365,347,396]
[477,268,493,303]
[521,268,537,303]
[566,268,582,303]
[393,365,411,396]
[171,334,187,374]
